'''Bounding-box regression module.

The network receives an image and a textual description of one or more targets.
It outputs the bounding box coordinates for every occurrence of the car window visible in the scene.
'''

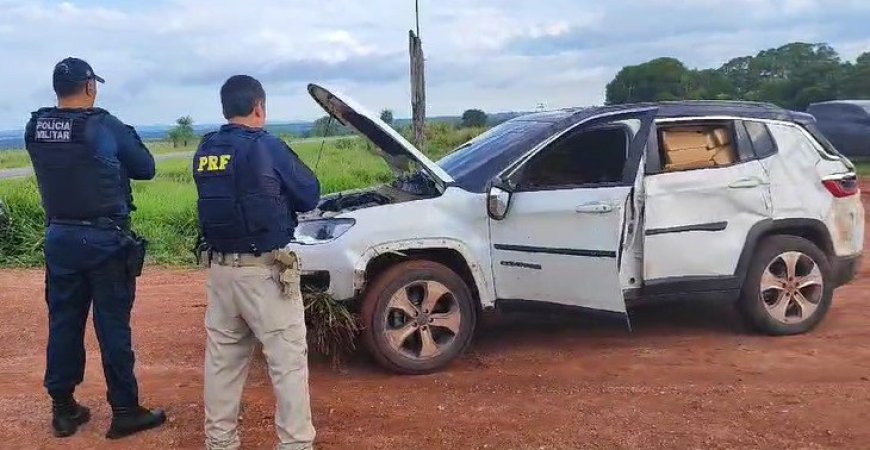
[744,121,777,158]
[658,122,738,172]
[437,119,553,186]
[517,121,636,190]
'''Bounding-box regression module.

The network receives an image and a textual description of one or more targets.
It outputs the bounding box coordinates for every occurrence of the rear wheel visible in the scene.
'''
[360,260,477,374]
[739,235,833,335]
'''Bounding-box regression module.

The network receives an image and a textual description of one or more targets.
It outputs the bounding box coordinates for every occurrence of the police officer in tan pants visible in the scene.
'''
[193,75,321,450]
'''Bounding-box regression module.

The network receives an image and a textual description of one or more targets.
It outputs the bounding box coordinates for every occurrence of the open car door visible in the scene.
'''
[488,108,658,317]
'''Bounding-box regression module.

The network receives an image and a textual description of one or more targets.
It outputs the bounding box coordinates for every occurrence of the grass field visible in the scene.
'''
[855,160,870,177]
[0,126,483,267]
[0,150,33,170]
[0,136,365,170]
[0,141,197,170]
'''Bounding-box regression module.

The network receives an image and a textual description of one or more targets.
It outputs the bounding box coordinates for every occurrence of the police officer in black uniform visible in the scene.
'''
[24,57,166,440]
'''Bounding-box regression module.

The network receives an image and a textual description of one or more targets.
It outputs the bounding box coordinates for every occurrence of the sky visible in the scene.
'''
[0,0,868,130]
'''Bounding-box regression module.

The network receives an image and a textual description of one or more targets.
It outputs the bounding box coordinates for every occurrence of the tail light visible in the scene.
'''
[823,175,859,198]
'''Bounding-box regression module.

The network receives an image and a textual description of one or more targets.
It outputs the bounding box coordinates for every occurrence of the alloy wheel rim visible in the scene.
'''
[759,251,824,324]
[383,280,461,360]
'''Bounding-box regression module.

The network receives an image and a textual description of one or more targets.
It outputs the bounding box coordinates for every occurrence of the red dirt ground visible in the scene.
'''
[2,191,870,450]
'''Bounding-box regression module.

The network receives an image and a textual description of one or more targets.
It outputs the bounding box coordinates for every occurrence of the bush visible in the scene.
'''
[333,137,358,150]
[0,179,46,266]
[398,123,486,159]
[426,124,486,159]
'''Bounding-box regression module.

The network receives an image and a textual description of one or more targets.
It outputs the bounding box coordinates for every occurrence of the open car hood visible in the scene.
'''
[307,83,454,186]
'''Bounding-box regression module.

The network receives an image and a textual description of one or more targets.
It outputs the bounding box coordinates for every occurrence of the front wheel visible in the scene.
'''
[739,235,834,335]
[360,260,477,374]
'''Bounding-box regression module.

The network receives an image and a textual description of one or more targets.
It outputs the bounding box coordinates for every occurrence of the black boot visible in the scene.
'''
[105,406,166,440]
[51,398,91,438]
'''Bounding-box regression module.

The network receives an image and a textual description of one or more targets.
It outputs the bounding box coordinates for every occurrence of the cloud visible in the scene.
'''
[0,0,867,129]
[175,51,407,86]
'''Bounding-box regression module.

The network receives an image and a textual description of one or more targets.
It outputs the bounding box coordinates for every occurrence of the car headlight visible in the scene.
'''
[293,218,355,244]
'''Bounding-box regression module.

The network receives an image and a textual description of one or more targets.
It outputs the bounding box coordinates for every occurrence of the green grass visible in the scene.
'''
[0,150,33,170]
[0,141,199,170]
[146,141,198,155]
[0,129,481,267]
[854,161,870,177]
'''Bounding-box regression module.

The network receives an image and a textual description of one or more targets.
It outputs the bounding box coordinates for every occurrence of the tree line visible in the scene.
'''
[606,42,870,110]
[308,108,490,138]
[167,108,491,145]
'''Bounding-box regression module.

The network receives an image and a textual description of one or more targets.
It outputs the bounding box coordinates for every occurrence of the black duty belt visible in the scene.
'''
[49,217,130,230]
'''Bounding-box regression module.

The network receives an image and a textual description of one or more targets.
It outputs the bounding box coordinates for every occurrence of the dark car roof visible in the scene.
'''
[513,100,810,127]
[806,100,870,157]
[809,100,870,108]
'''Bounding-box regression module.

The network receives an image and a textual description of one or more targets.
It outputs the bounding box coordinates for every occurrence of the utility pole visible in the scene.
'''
[409,0,426,151]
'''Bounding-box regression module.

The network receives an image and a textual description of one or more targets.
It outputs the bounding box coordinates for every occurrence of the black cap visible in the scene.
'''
[53,57,105,84]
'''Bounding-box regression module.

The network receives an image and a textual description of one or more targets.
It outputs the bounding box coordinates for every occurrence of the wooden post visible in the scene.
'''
[409,29,426,151]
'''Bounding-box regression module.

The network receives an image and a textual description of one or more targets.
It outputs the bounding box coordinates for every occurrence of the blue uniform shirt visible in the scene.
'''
[236,125,320,214]
[40,110,155,273]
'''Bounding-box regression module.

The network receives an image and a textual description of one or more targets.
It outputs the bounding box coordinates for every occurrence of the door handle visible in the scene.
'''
[575,203,614,214]
[729,177,764,189]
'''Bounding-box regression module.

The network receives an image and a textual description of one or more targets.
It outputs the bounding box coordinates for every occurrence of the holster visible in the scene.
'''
[121,230,147,278]
[273,248,301,301]
[193,232,211,268]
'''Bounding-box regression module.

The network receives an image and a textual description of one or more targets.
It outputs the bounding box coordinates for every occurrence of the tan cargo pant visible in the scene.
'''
[203,258,315,450]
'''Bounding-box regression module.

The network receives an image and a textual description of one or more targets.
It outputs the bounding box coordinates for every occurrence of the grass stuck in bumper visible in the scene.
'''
[303,290,361,368]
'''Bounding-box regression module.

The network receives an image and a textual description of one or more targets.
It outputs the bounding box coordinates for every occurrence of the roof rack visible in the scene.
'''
[656,99,783,109]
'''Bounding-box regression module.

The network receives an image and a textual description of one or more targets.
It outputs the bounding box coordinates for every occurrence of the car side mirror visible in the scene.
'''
[487,179,512,220]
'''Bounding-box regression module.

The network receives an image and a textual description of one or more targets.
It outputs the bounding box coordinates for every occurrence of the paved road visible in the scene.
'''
[0,151,193,180]
[0,167,32,180]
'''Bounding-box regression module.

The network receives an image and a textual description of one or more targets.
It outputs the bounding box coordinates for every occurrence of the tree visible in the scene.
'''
[841,52,870,99]
[719,55,758,99]
[685,69,735,100]
[311,115,352,137]
[460,109,488,128]
[604,42,868,110]
[168,115,195,147]
[605,57,692,104]
[720,43,844,109]
[311,116,333,137]
[379,109,394,126]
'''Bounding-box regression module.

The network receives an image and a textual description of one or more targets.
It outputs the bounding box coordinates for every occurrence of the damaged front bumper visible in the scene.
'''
[831,253,862,288]
[287,241,361,302]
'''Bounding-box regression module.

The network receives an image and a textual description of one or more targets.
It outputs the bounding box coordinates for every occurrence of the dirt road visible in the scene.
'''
[2,219,870,449]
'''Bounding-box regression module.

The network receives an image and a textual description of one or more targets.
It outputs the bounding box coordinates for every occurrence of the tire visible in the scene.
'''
[739,235,834,336]
[360,260,477,375]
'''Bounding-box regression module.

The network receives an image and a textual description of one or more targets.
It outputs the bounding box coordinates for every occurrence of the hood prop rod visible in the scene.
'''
[314,115,335,176]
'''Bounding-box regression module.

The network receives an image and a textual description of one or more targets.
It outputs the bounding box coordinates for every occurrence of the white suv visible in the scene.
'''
[290,84,864,374]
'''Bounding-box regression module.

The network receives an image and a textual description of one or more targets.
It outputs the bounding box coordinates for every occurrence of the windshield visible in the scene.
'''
[437,119,556,191]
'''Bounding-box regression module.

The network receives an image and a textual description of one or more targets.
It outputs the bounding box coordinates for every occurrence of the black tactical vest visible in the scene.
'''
[24,108,128,222]
[193,129,293,254]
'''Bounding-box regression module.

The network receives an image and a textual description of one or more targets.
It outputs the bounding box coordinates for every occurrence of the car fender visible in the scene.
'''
[734,218,835,285]
[353,238,497,309]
